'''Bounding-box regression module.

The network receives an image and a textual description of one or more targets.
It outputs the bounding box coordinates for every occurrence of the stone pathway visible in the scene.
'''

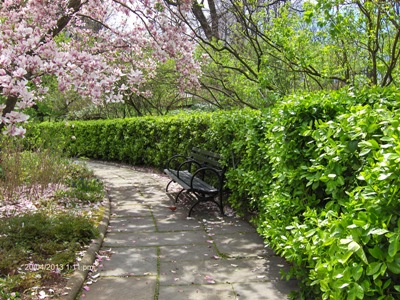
[79,160,298,300]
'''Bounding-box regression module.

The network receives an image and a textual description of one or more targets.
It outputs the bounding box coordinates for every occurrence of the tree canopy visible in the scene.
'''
[1,0,400,135]
[0,0,200,135]
[171,0,400,107]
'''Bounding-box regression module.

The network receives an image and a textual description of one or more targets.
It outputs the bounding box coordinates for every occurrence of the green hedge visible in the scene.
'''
[224,88,400,299]
[26,87,400,299]
[26,110,262,169]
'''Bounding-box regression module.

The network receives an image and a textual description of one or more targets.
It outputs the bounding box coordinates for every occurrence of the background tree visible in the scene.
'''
[162,0,400,108]
[0,0,200,136]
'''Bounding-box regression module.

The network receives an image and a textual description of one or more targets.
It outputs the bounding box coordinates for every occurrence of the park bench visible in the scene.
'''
[164,147,225,216]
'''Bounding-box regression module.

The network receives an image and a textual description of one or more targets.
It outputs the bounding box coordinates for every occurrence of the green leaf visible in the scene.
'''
[353,219,367,227]
[388,235,399,258]
[383,153,400,160]
[368,228,389,235]
[347,284,364,300]
[340,283,350,289]
[387,261,400,274]
[359,148,371,156]
[367,139,379,148]
[347,287,356,300]
[356,248,368,264]
[348,241,361,252]
[383,278,391,290]
[366,262,382,276]
[368,245,384,260]
[341,238,353,245]
[355,283,364,299]
[394,285,400,292]
[352,265,363,281]
[339,251,354,264]
[378,173,392,181]
[347,224,358,229]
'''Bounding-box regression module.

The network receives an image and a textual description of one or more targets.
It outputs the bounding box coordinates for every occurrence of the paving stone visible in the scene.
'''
[155,215,204,232]
[203,257,290,283]
[159,244,218,262]
[80,276,156,300]
[110,203,152,217]
[99,247,158,276]
[159,260,210,285]
[158,284,237,300]
[151,205,193,219]
[232,281,299,300]
[203,218,256,234]
[108,217,156,233]
[103,231,208,247]
[213,232,273,258]
[159,258,288,286]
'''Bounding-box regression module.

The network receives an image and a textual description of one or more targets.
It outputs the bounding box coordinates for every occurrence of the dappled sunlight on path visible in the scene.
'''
[78,160,298,300]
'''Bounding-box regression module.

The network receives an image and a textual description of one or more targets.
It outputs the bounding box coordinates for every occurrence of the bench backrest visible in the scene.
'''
[190,147,223,170]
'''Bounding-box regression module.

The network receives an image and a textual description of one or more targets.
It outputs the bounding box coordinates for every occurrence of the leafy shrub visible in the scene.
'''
[250,88,400,299]
[26,112,225,167]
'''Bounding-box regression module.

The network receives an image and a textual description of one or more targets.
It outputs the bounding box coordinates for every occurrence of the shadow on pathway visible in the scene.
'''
[78,160,298,300]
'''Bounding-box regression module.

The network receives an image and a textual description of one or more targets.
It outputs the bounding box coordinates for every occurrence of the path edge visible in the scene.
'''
[60,192,111,300]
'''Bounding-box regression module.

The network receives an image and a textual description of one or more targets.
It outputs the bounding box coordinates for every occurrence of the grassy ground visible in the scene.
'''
[0,139,105,299]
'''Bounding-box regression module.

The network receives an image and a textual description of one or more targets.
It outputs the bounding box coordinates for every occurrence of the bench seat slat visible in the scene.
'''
[164,169,218,193]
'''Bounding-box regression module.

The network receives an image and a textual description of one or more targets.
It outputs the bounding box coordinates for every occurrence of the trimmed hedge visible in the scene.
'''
[26,87,400,299]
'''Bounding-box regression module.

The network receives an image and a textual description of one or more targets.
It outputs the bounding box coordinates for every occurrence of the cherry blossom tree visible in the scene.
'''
[0,0,200,136]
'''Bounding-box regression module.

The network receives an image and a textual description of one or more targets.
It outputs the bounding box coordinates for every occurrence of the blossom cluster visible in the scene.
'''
[0,0,200,136]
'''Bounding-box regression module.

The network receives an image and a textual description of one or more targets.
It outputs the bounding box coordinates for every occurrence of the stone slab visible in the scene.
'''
[158,284,237,300]
[80,276,157,300]
[159,244,218,262]
[213,232,273,258]
[110,204,152,217]
[232,281,299,300]
[99,247,158,276]
[103,231,208,247]
[108,216,156,233]
[155,216,204,232]
[159,258,288,286]
[203,218,257,234]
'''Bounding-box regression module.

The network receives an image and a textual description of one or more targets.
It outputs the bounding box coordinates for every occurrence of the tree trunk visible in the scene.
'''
[0,96,19,131]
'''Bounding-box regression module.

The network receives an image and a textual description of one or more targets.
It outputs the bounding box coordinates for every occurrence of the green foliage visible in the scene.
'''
[56,176,104,204]
[27,86,400,298]
[0,212,98,294]
[26,112,217,168]
[244,87,400,299]
[0,139,104,297]
[0,138,69,202]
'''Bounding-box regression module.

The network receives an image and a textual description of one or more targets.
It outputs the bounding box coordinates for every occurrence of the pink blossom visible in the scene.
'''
[2,124,27,137]
[1,0,201,137]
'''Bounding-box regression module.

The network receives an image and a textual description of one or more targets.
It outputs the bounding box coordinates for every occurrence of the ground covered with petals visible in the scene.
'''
[0,145,105,299]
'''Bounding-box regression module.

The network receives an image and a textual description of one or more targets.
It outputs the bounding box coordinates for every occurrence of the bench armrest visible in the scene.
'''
[176,159,201,178]
[165,154,188,170]
[165,155,202,179]
[191,166,224,190]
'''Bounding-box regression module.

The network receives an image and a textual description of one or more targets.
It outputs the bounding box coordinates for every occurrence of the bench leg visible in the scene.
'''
[188,199,201,217]
[218,191,224,216]
[188,193,224,217]
[165,180,174,192]
[174,189,185,203]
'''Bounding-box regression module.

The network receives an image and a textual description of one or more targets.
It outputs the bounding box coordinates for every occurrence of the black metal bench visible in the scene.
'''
[164,147,225,216]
